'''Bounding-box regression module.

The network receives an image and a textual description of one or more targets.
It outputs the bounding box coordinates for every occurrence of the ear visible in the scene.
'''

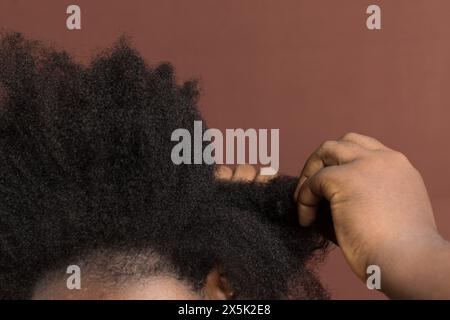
[203,268,235,300]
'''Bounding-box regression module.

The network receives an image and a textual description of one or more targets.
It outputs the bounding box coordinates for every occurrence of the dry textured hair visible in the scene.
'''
[0,33,329,299]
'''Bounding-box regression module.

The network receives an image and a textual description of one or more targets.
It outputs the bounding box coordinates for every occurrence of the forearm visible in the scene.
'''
[376,233,450,299]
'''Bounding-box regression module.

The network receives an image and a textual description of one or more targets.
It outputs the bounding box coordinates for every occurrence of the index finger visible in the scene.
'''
[294,140,364,201]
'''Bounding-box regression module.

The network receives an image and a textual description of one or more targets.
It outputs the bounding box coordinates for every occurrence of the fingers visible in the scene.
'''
[296,167,340,226]
[215,165,233,180]
[295,133,382,227]
[255,172,276,183]
[232,164,258,182]
[215,165,275,183]
[339,132,385,150]
[294,140,364,200]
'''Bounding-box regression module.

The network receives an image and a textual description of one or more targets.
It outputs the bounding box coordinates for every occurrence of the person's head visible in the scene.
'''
[0,33,329,300]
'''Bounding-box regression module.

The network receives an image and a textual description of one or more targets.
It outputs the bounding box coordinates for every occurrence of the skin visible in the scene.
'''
[33,259,237,300]
[34,137,447,300]
[294,132,450,299]
[34,275,202,300]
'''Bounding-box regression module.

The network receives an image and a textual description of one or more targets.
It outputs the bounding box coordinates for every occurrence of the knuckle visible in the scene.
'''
[246,164,257,173]
[319,140,338,152]
[357,149,412,173]
[317,166,340,185]
[390,150,410,164]
[342,132,360,141]
[215,165,232,179]
[317,167,345,197]
[237,164,257,176]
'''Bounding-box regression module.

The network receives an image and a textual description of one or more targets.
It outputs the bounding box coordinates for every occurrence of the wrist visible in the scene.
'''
[370,231,450,299]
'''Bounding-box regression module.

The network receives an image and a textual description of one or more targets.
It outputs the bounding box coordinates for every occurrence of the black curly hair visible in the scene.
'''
[0,33,329,299]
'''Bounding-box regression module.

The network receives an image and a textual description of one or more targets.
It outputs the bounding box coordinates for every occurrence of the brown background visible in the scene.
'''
[1,0,449,299]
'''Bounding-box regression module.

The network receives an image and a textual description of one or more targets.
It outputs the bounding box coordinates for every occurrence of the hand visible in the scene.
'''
[294,133,449,298]
[215,164,275,183]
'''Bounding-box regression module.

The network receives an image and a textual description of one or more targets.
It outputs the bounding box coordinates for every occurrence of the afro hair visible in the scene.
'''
[0,33,329,299]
